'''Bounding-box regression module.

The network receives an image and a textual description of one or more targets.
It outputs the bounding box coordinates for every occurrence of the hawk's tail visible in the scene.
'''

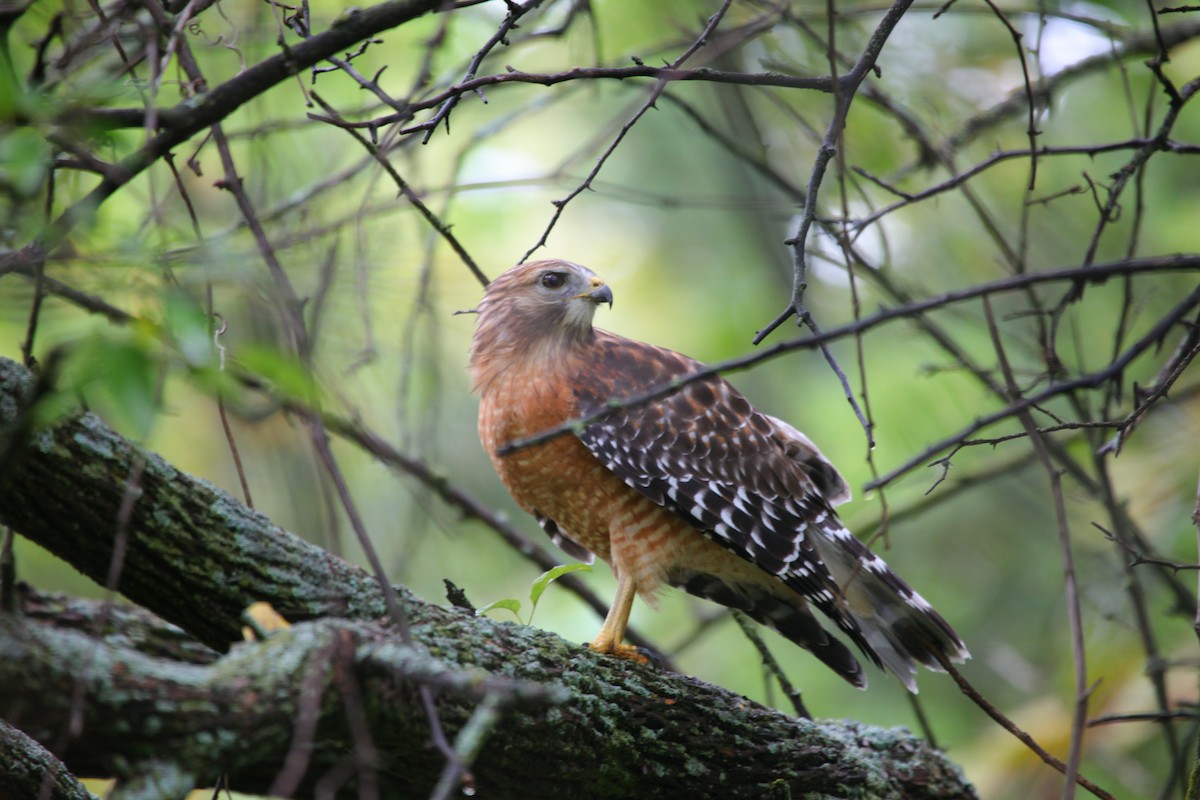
[670,525,968,692]
[673,570,867,689]
[808,521,970,693]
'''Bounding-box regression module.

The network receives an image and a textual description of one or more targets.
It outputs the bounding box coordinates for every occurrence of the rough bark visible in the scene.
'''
[0,356,977,799]
[0,718,101,800]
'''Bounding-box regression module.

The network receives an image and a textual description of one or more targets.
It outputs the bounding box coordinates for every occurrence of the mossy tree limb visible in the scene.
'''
[0,356,977,799]
[0,718,101,800]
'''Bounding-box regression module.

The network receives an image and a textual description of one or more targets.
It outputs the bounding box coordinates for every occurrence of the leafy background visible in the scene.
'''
[3,1,1200,797]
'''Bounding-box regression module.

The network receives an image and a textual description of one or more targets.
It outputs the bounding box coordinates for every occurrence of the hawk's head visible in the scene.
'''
[471,260,613,379]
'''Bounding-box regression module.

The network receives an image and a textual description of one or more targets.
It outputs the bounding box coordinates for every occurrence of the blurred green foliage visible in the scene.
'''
[2,1,1200,797]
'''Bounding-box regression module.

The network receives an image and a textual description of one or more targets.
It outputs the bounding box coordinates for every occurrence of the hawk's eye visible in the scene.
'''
[540,272,566,289]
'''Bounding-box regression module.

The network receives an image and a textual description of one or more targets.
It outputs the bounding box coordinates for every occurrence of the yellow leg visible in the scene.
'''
[588,572,645,661]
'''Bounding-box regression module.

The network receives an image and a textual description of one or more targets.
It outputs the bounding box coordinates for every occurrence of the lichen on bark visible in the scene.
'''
[0,356,976,799]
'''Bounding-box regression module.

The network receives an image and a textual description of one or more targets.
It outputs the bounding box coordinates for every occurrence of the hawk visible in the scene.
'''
[470,259,968,690]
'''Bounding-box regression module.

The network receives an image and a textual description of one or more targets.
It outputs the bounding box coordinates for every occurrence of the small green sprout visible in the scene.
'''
[476,563,592,624]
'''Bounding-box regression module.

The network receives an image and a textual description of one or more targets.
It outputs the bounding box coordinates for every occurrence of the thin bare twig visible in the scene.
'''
[756,0,915,344]
[520,0,736,261]
[730,610,810,720]
[494,256,1200,457]
[413,0,543,142]
[868,276,1200,491]
[938,657,1116,800]
[308,91,487,286]
[982,296,1088,800]
[1183,467,1200,799]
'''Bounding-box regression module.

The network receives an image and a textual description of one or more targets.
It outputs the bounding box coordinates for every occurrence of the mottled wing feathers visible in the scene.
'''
[764,415,852,507]
[572,334,877,658]
[472,261,967,690]
[572,331,967,690]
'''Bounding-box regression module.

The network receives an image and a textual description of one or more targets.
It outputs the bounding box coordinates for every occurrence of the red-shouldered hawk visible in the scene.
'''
[470,259,968,691]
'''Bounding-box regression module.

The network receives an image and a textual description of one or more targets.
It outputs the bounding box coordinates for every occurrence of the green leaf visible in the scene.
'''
[62,328,162,441]
[0,127,52,196]
[475,598,522,620]
[527,563,591,623]
[163,289,216,368]
[27,382,81,431]
[103,343,159,439]
[236,344,320,405]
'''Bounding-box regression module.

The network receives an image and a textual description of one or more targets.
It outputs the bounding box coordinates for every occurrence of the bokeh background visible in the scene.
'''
[3,1,1200,797]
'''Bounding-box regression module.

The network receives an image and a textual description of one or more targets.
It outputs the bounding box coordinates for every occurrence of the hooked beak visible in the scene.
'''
[588,283,613,309]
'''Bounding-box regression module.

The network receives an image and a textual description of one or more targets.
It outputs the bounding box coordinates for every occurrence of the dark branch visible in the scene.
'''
[497,256,1200,456]
[0,356,976,799]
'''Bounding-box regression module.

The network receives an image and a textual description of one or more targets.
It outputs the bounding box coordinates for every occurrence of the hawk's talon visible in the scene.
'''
[587,640,651,666]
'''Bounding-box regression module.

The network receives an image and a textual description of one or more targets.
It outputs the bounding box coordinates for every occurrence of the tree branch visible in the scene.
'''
[0,356,976,799]
[42,0,447,251]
